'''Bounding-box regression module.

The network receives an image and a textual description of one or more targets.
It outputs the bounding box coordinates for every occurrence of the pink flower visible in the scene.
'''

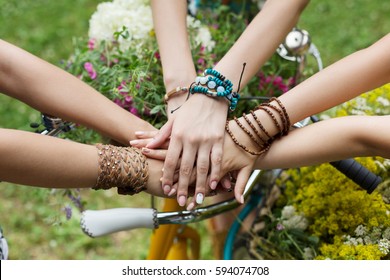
[87,39,95,50]
[84,62,97,80]
[130,107,139,116]
[197,58,205,66]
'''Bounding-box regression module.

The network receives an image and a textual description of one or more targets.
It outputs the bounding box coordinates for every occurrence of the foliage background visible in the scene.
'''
[0,0,390,259]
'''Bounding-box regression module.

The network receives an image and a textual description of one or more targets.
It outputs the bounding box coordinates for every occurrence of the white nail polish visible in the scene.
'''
[196,193,204,204]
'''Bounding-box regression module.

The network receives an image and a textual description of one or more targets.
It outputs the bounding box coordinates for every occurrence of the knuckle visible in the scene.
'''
[197,164,209,175]
[172,130,184,140]
[164,156,177,169]
[211,154,222,165]
[180,165,192,176]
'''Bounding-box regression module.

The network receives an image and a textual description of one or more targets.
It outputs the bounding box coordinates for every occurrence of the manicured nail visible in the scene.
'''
[196,193,204,204]
[142,147,150,154]
[129,140,139,146]
[210,181,217,190]
[163,185,171,194]
[168,188,176,197]
[186,202,195,211]
[178,195,186,207]
[135,131,144,136]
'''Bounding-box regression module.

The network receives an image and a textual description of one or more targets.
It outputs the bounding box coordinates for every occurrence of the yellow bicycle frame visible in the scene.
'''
[147,198,200,260]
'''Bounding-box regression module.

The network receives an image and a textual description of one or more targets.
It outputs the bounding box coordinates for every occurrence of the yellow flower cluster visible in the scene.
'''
[283,156,390,260]
[318,237,385,260]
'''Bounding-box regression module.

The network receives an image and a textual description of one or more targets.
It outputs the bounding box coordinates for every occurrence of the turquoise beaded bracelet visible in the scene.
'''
[191,68,240,111]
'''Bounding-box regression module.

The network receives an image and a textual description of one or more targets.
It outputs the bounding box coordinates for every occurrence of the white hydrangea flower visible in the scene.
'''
[280,205,308,230]
[303,247,315,260]
[281,205,296,219]
[376,96,390,107]
[378,239,390,255]
[354,225,367,237]
[88,1,154,52]
[382,227,390,240]
[187,16,215,51]
[89,0,214,53]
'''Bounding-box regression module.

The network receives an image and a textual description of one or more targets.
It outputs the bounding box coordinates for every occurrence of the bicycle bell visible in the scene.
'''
[283,27,311,56]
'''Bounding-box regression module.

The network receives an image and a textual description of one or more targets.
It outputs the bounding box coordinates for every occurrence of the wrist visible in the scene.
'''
[225,98,291,156]
[163,72,196,92]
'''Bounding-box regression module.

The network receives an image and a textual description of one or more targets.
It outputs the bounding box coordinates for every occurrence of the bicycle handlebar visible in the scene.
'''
[79,170,264,237]
[80,208,157,237]
[308,115,382,193]
[330,159,381,194]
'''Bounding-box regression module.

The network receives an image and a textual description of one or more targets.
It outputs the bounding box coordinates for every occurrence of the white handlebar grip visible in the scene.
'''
[80,208,158,237]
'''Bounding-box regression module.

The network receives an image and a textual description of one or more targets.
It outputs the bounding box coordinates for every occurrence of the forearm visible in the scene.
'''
[214,0,309,89]
[239,33,390,140]
[255,115,390,169]
[279,33,390,124]
[0,128,98,188]
[151,0,197,91]
[0,128,165,196]
[0,40,155,145]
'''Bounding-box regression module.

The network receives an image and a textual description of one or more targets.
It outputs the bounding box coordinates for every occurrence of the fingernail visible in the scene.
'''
[142,147,150,154]
[210,181,217,190]
[135,131,144,136]
[178,195,186,207]
[167,188,176,197]
[159,177,162,182]
[196,193,204,204]
[129,140,139,146]
[240,195,244,204]
[187,202,195,211]
[163,185,171,194]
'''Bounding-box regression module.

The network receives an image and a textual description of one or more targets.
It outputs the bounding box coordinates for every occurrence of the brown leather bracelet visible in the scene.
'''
[94,144,149,195]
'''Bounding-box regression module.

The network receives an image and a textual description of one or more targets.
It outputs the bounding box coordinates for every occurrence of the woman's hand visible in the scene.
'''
[135,114,260,206]
[145,94,229,207]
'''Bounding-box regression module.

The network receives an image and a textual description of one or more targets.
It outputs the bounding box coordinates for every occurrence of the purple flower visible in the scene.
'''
[276,223,285,231]
[63,205,72,220]
[84,62,97,80]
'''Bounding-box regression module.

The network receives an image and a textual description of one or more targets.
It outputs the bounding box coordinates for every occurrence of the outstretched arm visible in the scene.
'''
[221,33,390,201]
[0,39,156,145]
[0,128,165,196]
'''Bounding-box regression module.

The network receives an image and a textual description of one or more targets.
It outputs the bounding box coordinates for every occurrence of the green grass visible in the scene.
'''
[0,0,389,259]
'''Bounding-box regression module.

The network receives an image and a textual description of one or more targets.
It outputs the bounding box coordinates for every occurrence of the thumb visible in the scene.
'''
[234,167,253,204]
[146,120,173,149]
